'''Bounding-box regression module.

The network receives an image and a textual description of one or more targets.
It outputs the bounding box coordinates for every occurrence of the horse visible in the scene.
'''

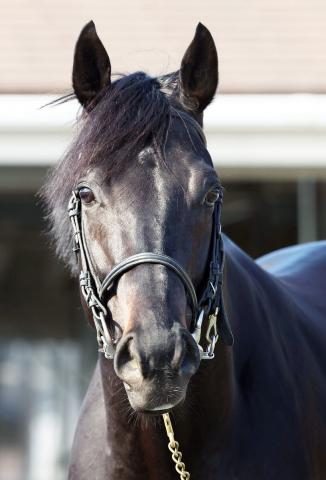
[42,21,326,480]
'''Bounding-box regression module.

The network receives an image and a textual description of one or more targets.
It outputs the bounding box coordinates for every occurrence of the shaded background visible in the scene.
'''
[0,1,325,479]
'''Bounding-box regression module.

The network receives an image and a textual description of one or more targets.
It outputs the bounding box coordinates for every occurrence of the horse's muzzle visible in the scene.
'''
[113,326,200,412]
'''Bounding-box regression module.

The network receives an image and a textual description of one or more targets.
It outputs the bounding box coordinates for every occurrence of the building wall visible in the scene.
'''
[1,0,326,93]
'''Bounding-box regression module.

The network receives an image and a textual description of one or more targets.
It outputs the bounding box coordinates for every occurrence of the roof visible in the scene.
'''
[1,0,326,93]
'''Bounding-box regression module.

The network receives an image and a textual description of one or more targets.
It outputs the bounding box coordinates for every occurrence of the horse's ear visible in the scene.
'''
[179,23,218,112]
[72,21,111,108]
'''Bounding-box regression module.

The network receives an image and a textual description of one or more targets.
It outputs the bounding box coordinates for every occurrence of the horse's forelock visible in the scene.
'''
[41,71,177,272]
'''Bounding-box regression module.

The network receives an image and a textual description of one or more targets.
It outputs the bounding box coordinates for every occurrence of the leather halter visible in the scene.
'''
[68,188,233,360]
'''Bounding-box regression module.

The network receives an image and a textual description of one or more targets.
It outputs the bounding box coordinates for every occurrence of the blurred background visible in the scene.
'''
[0,1,326,479]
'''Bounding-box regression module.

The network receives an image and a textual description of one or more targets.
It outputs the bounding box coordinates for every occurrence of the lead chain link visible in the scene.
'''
[162,413,190,480]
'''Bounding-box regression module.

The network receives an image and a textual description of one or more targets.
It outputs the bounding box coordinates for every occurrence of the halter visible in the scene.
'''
[68,187,233,360]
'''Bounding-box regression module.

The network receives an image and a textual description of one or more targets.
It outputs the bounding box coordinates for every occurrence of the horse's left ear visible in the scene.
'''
[179,23,218,112]
[72,21,111,109]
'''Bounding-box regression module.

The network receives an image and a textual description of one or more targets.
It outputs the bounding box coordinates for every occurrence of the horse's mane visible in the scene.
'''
[41,71,182,273]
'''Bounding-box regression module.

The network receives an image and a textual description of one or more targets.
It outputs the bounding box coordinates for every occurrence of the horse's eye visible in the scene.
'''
[205,190,219,207]
[78,187,95,204]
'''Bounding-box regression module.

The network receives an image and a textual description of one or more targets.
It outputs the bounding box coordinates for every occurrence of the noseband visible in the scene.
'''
[68,187,233,360]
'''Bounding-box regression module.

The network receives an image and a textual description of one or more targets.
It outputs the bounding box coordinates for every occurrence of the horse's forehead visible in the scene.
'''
[85,119,210,192]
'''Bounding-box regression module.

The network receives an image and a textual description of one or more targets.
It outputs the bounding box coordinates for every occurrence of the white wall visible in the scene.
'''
[1,94,326,187]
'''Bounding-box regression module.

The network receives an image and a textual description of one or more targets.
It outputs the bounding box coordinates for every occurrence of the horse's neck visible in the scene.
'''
[223,235,298,393]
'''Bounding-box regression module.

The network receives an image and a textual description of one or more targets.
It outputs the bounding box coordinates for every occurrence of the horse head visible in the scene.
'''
[45,21,232,414]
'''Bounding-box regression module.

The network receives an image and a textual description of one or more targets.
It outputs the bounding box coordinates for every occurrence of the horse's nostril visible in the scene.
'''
[171,334,186,370]
[114,334,144,387]
[177,331,201,377]
[115,334,133,372]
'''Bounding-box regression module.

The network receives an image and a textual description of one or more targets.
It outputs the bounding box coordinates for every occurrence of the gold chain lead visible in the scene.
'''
[162,413,190,480]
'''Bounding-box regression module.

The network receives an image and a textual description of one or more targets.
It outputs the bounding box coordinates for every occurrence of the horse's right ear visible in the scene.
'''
[72,21,111,109]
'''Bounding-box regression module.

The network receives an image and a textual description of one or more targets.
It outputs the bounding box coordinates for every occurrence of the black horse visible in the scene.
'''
[42,21,326,480]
